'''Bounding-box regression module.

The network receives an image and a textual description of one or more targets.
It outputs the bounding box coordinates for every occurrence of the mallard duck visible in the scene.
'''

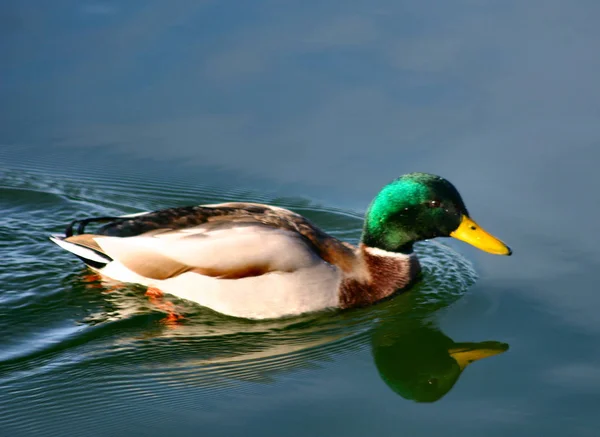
[50,172,511,319]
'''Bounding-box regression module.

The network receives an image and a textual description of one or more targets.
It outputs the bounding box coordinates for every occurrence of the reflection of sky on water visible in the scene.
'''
[3,0,599,335]
[2,1,600,341]
[2,2,600,435]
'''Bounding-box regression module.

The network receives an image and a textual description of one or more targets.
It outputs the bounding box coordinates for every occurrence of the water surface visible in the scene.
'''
[2,1,600,436]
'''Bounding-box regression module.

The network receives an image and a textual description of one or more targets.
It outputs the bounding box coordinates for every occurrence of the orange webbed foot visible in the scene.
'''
[160,312,185,327]
[145,287,164,298]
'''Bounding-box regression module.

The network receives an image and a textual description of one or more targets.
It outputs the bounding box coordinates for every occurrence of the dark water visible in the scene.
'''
[2,2,600,436]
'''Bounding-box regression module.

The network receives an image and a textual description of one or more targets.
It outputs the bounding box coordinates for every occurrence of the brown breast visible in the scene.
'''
[339,245,421,309]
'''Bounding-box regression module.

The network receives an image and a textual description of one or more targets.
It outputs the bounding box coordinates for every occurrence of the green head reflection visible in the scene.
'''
[371,319,508,402]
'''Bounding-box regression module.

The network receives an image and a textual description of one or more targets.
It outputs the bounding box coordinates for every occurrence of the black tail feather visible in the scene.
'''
[65,216,127,237]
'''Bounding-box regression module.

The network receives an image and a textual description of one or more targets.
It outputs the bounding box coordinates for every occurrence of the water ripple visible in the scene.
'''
[0,158,481,435]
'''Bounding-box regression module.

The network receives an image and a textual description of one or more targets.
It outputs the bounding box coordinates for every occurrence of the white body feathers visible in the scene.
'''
[51,214,343,319]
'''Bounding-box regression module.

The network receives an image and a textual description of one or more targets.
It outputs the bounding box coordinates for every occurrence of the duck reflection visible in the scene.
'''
[371,318,508,402]
[54,212,509,408]
[73,271,508,404]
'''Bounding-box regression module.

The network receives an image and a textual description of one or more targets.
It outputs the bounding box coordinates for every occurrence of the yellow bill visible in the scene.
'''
[449,343,509,370]
[450,215,512,255]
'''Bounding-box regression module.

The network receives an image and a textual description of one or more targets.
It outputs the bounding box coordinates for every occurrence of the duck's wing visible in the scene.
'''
[53,203,358,279]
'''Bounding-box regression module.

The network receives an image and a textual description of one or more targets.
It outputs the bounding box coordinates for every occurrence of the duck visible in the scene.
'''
[50,172,511,319]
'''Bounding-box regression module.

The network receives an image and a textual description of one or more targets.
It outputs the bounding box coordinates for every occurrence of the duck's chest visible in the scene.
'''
[338,248,421,309]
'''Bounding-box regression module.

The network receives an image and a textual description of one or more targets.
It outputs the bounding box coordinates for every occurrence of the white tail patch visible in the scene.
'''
[49,236,111,264]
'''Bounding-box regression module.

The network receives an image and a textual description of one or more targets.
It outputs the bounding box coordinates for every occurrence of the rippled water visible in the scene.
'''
[3,1,600,436]
[0,153,505,436]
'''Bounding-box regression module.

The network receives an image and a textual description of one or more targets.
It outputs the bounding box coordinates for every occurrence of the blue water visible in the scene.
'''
[2,1,600,436]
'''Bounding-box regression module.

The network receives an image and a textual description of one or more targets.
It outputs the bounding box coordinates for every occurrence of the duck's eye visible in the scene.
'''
[428,200,442,208]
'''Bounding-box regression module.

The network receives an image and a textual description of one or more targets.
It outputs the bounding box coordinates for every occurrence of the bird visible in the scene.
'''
[50,172,511,319]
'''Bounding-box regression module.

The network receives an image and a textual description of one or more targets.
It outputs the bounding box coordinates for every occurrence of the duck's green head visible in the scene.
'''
[362,172,511,255]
